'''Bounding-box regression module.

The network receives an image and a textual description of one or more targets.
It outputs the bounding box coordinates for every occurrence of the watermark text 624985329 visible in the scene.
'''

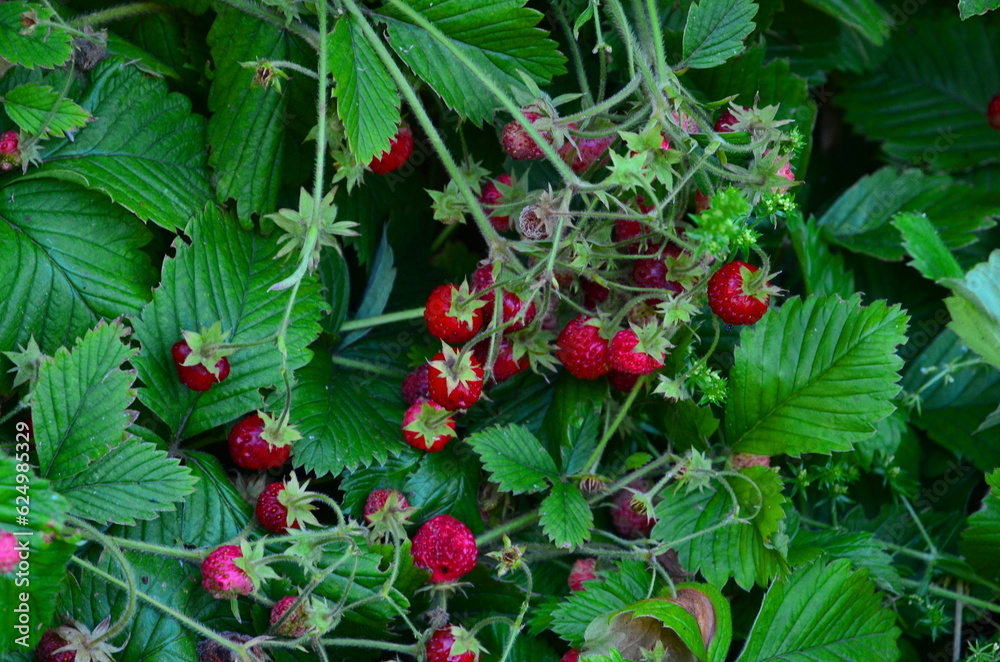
[10,420,34,647]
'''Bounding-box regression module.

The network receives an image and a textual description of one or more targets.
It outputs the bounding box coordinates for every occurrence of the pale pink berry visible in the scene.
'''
[0,530,20,573]
[201,545,254,599]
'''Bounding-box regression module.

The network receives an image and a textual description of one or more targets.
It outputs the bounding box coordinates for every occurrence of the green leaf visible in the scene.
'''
[584,598,707,661]
[0,179,155,394]
[33,320,137,481]
[786,211,855,298]
[54,435,196,525]
[959,0,999,19]
[727,296,909,456]
[799,0,889,45]
[893,212,964,282]
[539,373,604,474]
[3,83,90,138]
[26,58,212,231]
[539,481,593,549]
[319,249,351,334]
[403,446,484,530]
[788,530,902,592]
[681,0,758,69]
[207,6,306,221]
[328,14,401,164]
[945,250,1000,370]
[736,560,900,662]
[814,168,1000,260]
[550,559,652,645]
[467,424,560,494]
[132,206,325,439]
[288,349,403,478]
[652,468,788,589]
[376,0,566,125]
[837,18,1000,171]
[900,329,1000,471]
[0,3,73,69]
[0,456,75,650]
[961,471,1000,582]
[341,232,396,347]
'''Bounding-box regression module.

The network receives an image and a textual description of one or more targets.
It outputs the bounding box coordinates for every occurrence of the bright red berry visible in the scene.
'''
[568,557,597,591]
[364,488,411,523]
[500,291,537,333]
[561,135,615,173]
[988,93,1000,130]
[556,316,611,380]
[171,340,230,392]
[255,482,296,533]
[35,630,74,662]
[426,626,482,662]
[610,329,665,376]
[607,370,640,393]
[714,106,746,133]
[707,261,771,325]
[501,112,548,160]
[561,650,581,662]
[633,245,684,297]
[412,515,478,583]
[402,364,432,406]
[581,278,610,309]
[473,337,529,384]
[480,174,513,232]
[403,401,457,452]
[228,414,291,470]
[369,122,413,175]
[611,480,655,539]
[270,596,310,638]
[428,349,484,410]
[201,545,253,599]
[424,284,486,345]
[0,530,18,574]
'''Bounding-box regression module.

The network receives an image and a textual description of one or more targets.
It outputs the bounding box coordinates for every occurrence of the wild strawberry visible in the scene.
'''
[517,205,548,240]
[714,106,746,133]
[500,291,537,333]
[0,530,19,573]
[561,135,615,173]
[201,545,253,599]
[426,626,482,662]
[424,283,487,345]
[568,557,597,591]
[473,337,529,383]
[197,632,266,662]
[402,364,432,406]
[581,278,610,309]
[608,370,640,393]
[412,514,478,582]
[730,453,771,470]
[501,111,549,160]
[707,260,775,325]
[270,596,311,638]
[556,315,611,380]
[670,110,700,133]
[988,93,1000,130]
[609,328,667,375]
[561,650,581,662]
[633,246,684,296]
[0,130,20,171]
[611,480,655,539]
[428,346,484,410]
[171,340,230,392]
[364,488,411,523]
[35,630,75,662]
[480,174,513,232]
[255,475,319,534]
[369,122,413,175]
[613,218,651,254]
[228,412,296,470]
[403,401,457,452]
[35,620,124,662]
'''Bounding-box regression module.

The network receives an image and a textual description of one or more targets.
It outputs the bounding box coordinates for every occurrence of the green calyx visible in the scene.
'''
[259,410,303,450]
[181,322,236,376]
[448,281,489,325]
[403,402,456,449]
[277,473,322,529]
[3,335,46,389]
[431,344,482,393]
[267,187,360,270]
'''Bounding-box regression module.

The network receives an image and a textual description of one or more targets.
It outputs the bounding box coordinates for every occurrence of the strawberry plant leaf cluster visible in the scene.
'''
[1,0,1000,662]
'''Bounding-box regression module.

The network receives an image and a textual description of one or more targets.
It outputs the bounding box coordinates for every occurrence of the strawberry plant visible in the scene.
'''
[1,0,1000,661]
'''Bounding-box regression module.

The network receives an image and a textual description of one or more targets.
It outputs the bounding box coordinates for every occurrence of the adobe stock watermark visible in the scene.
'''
[10,419,34,648]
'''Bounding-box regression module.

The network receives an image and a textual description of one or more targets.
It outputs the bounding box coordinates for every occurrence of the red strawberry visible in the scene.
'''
[608,370,640,393]
[34,630,74,662]
[988,93,1000,130]
[610,329,665,375]
[730,453,771,470]
[256,482,297,533]
[556,316,611,380]
[568,557,597,591]
[228,413,292,470]
[611,480,655,539]
[517,205,548,240]
[402,364,432,406]
[35,620,123,662]
[0,130,20,172]
[473,337,529,383]
[501,112,548,160]
[714,106,746,133]
[364,488,411,523]
[707,261,772,325]
[562,135,615,173]
[412,515,478,582]
[0,530,19,574]
[581,278,610,309]
[201,545,253,599]
[500,291,537,333]
[270,596,310,637]
[428,348,484,410]
[369,122,414,175]
[561,650,581,662]
[613,218,651,254]
[424,283,487,345]
[426,626,482,662]
[403,401,457,452]
[470,262,497,316]
[633,246,684,296]
[171,340,230,392]
[480,174,513,232]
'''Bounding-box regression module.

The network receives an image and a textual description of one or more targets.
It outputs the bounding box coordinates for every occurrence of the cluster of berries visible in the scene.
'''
[0,130,20,171]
